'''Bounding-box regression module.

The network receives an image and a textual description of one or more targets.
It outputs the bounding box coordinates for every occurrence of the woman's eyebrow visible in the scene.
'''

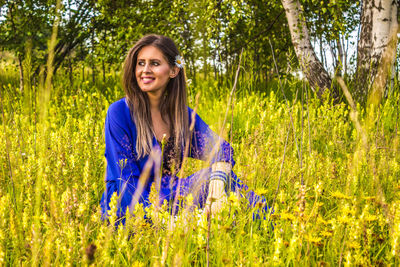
[137,58,161,61]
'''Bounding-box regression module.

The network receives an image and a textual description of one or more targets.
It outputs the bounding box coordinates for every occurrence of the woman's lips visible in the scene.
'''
[141,77,155,84]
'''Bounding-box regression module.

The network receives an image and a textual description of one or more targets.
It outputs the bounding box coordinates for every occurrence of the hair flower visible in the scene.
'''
[175,55,185,69]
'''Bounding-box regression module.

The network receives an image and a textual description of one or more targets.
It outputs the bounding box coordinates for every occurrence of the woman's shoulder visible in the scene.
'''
[187,106,204,121]
[187,106,202,118]
[107,98,130,116]
[106,97,134,126]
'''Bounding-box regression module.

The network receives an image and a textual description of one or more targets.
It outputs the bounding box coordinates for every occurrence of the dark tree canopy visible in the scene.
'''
[0,0,398,103]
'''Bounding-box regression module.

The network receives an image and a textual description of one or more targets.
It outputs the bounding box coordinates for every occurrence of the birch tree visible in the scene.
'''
[281,0,340,101]
[282,0,398,104]
[355,0,398,104]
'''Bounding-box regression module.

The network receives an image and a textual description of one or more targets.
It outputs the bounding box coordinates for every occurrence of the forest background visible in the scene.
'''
[0,0,400,265]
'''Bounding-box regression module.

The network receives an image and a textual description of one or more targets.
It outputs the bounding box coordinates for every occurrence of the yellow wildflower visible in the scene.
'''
[305,234,322,244]
[320,230,333,237]
[362,196,375,201]
[280,212,296,222]
[317,216,329,225]
[255,188,268,196]
[132,261,145,267]
[364,214,377,222]
[338,215,351,224]
[347,241,361,249]
[331,191,351,200]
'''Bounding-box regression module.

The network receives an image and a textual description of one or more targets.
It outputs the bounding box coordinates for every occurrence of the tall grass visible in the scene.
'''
[0,53,400,265]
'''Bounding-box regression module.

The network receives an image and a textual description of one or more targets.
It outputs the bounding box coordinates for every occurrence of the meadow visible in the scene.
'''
[0,59,400,266]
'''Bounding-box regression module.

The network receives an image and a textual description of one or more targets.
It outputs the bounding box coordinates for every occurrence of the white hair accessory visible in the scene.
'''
[174,55,185,69]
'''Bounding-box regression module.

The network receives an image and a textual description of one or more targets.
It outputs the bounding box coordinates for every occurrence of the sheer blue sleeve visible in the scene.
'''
[100,101,141,219]
[189,109,235,167]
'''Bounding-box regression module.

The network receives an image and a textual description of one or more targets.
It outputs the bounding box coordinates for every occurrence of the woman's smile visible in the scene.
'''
[141,76,155,84]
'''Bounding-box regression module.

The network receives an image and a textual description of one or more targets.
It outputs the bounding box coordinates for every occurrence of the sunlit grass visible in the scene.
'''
[0,60,399,265]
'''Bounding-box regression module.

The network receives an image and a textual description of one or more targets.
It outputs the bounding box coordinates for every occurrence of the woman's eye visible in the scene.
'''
[138,61,145,66]
[152,62,160,66]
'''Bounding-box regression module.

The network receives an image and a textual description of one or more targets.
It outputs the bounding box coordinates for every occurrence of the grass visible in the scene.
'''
[0,58,400,265]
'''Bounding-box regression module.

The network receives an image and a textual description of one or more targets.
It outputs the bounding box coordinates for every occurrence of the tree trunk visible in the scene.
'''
[368,11,399,106]
[336,37,344,77]
[281,0,340,101]
[91,29,96,84]
[355,0,398,104]
[82,65,85,81]
[18,55,24,94]
[68,57,73,88]
[203,33,208,80]
[319,36,325,69]
[344,36,349,77]
[102,59,105,83]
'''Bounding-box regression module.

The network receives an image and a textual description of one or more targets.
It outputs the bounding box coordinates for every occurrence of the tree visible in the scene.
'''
[51,0,96,74]
[0,0,97,90]
[301,0,360,77]
[355,0,398,104]
[0,0,52,92]
[281,0,399,104]
[281,0,340,101]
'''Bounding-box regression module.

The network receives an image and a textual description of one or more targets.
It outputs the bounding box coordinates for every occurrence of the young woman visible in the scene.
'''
[100,34,266,222]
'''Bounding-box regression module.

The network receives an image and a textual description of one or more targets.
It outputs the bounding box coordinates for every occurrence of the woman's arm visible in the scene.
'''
[189,109,235,166]
[204,161,232,216]
[188,109,234,215]
[100,100,141,220]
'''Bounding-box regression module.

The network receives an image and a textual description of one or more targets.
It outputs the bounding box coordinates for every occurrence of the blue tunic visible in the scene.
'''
[100,98,266,219]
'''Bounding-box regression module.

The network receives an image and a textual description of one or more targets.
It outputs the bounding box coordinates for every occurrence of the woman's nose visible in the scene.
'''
[143,63,151,72]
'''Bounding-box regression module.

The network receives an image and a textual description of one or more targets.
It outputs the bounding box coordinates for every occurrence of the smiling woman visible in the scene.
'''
[100,34,268,223]
[135,46,179,97]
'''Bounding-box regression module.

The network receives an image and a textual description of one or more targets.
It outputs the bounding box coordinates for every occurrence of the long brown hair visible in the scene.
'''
[122,34,189,159]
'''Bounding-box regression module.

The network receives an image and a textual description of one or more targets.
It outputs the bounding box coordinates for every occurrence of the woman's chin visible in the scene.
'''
[139,85,155,92]
[139,84,167,95]
[140,88,165,96]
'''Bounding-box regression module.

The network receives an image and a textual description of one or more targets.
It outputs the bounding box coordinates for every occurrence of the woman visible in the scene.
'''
[100,34,265,221]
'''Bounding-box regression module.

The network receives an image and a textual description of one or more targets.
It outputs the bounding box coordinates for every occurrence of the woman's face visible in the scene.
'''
[135,45,178,96]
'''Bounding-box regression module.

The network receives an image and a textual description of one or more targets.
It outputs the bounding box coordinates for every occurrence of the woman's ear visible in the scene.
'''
[169,66,180,78]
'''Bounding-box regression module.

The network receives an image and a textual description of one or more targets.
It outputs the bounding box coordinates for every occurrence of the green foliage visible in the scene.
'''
[0,0,96,76]
[0,1,54,58]
[0,63,400,265]
[302,0,360,40]
[300,0,360,75]
[0,0,295,88]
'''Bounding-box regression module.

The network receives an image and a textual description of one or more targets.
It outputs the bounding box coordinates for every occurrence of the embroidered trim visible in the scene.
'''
[210,170,228,184]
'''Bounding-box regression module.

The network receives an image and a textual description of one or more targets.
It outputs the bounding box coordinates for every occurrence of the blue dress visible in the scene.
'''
[100,98,267,219]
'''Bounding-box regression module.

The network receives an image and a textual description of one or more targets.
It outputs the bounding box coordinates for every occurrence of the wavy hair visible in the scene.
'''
[122,34,189,159]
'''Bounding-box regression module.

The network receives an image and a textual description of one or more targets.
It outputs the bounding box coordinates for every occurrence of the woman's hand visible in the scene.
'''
[204,162,232,217]
[205,179,227,216]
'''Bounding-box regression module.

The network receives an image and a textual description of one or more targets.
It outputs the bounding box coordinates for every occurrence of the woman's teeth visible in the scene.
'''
[142,77,154,83]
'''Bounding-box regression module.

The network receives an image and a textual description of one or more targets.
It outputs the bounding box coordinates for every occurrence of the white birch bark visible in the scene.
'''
[371,0,398,63]
[281,0,339,100]
[355,0,398,103]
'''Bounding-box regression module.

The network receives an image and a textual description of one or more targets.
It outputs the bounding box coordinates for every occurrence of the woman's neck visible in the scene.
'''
[147,91,162,111]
